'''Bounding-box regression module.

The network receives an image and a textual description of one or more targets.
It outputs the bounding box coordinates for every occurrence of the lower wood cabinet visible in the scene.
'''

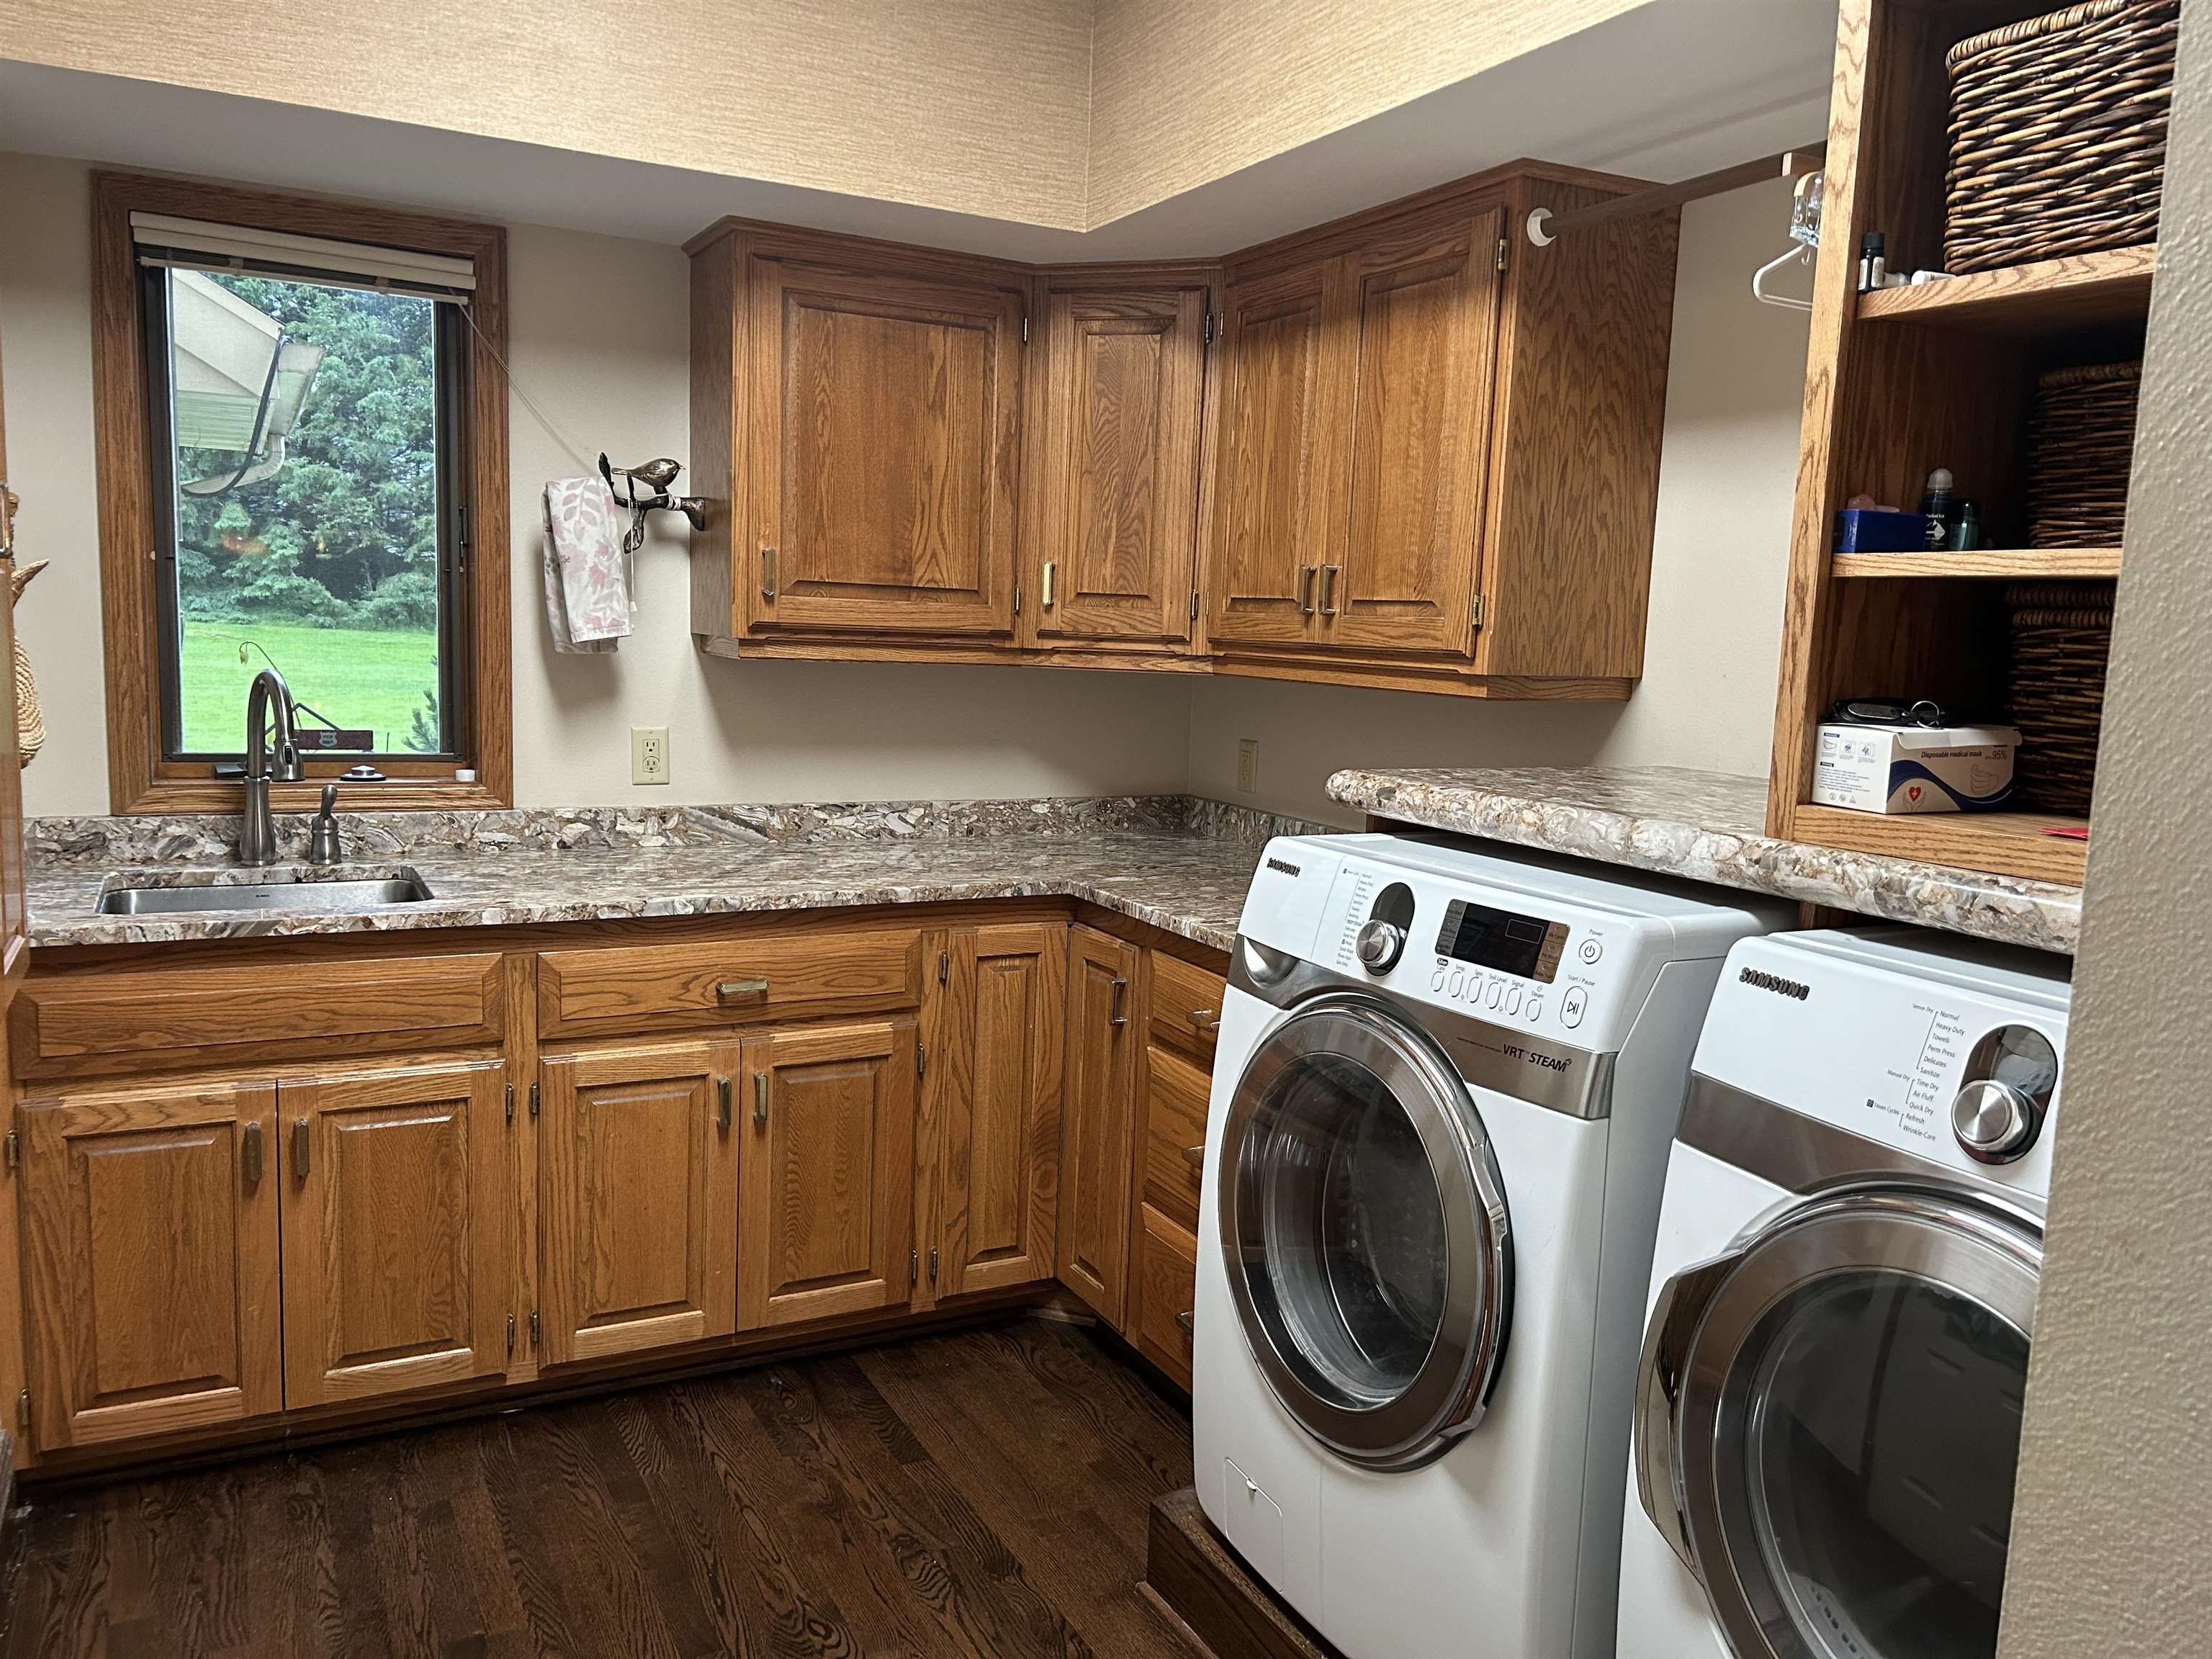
[16,1078,282,1449]
[739,1018,917,1328]
[538,1038,741,1365]
[1128,1202,1200,1390]
[282,1058,510,1407]
[1056,926,1141,1323]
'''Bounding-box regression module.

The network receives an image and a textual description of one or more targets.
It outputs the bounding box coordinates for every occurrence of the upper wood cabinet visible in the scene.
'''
[279,1058,510,1408]
[1024,272,1215,653]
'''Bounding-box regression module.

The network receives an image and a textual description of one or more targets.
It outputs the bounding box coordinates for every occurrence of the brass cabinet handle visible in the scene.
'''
[717,1076,732,1133]
[760,545,778,599]
[1109,975,1130,1027]
[1182,1143,1205,1169]
[242,1120,264,1184]
[292,1117,311,1179]
[1175,1310,1195,1335]
[1188,1008,1220,1033]
[1318,562,1339,617]
[753,1071,770,1128]
[1041,559,1057,609]
[717,978,770,1003]
[1298,565,1317,616]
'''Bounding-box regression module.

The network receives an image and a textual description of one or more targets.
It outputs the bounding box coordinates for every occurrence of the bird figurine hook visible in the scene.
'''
[598,454,709,554]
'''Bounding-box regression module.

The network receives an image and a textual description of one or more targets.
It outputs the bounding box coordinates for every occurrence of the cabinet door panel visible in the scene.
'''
[939,925,1064,1297]
[1056,927,1140,1323]
[17,1080,281,1449]
[281,1058,508,1408]
[540,1040,739,1364]
[1128,1202,1199,1390]
[1035,284,1208,644]
[740,1020,916,1328]
[750,259,1024,637]
[1208,260,1339,647]
[1328,207,1503,655]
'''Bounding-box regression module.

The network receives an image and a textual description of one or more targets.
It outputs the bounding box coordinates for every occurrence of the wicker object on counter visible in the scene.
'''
[2026,361,2139,547]
[1946,0,2179,274]
[2004,582,2112,816]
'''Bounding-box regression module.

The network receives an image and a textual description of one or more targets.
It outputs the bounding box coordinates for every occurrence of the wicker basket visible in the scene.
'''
[1946,0,2180,274]
[2026,361,2139,547]
[2004,581,2112,815]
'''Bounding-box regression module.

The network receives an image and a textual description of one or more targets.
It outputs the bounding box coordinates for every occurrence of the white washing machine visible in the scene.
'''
[1619,928,2069,1659]
[1192,833,1791,1659]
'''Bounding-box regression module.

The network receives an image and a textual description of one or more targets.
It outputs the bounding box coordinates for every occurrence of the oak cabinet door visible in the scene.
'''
[1326,204,1503,656]
[936,924,1065,1298]
[1056,926,1140,1324]
[1033,282,1209,644]
[748,257,1025,637]
[279,1058,509,1408]
[539,1039,740,1364]
[16,1079,281,1449]
[739,1019,917,1328]
[1128,1202,1199,1391]
[1207,258,1339,647]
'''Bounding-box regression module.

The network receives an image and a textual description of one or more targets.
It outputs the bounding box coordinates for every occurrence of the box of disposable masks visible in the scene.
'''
[1811,723,2020,814]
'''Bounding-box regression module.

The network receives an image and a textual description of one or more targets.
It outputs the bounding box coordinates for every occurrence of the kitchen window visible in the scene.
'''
[94,175,511,811]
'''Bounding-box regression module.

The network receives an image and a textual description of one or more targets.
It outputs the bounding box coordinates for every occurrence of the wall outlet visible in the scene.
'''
[1236,738,1259,795]
[631,726,670,786]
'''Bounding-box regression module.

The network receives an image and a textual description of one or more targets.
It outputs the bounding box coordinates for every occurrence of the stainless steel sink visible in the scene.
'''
[96,873,435,916]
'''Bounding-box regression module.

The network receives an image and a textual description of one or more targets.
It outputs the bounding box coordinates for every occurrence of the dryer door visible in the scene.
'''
[1219,992,1511,1471]
[1636,1187,2041,1659]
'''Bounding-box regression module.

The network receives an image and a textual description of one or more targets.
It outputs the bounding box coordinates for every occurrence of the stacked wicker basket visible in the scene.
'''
[1946,0,2175,817]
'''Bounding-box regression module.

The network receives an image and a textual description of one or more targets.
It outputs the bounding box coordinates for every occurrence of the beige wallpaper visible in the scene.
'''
[0,0,1097,228]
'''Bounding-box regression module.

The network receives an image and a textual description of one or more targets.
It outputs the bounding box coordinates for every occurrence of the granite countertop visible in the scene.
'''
[24,796,1316,955]
[1328,765,2084,955]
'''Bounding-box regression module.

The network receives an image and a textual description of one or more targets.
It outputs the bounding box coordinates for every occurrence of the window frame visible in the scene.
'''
[93,172,512,813]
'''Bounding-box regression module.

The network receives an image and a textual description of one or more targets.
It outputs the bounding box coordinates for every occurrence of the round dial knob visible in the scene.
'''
[1355,920,1406,973]
[1951,1078,2041,1164]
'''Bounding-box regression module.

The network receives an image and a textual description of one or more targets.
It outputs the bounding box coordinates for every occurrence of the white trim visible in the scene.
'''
[129,211,477,293]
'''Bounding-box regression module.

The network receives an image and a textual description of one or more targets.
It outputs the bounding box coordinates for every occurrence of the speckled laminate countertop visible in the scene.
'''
[1327,765,2084,954]
[24,796,1319,955]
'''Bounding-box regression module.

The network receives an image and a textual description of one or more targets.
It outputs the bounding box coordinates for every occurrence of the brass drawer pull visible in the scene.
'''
[760,545,778,600]
[1109,976,1130,1027]
[1187,1008,1220,1033]
[1182,1143,1205,1169]
[242,1120,264,1183]
[1298,565,1317,616]
[1318,562,1339,617]
[753,1071,770,1128]
[1175,1310,1195,1335]
[717,978,770,1003]
[292,1117,311,1179]
[717,1076,732,1133]
[1041,559,1057,609]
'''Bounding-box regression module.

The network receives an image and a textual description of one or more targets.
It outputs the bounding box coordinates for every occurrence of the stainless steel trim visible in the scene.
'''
[1229,936,1616,1120]
[1679,1073,2047,1220]
[1220,990,1513,1470]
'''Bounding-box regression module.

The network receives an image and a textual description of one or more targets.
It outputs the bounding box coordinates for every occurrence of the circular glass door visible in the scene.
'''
[1667,1189,2041,1659]
[1220,993,1511,1470]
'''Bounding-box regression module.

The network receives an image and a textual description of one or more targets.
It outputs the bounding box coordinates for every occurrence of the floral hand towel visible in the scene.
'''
[542,477,631,653]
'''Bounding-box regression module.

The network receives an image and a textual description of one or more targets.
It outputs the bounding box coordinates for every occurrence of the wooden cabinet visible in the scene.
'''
[15,1079,282,1448]
[279,1058,510,1408]
[1027,272,1213,651]
[1128,1202,1200,1391]
[1056,927,1141,1323]
[928,924,1065,1300]
[538,1039,739,1364]
[739,1019,917,1328]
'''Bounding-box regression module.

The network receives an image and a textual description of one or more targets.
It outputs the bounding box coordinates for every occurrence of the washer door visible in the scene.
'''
[1219,992,1511,1470]
[1637,1187,2041,1659]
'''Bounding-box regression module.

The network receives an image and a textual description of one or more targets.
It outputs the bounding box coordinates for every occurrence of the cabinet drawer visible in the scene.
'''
[538,927,925,1040]
[1142,1042,1209,1232]
[12,952,505,1076]
[1130,1202,1198,1391]
[1148,952,1226,1062]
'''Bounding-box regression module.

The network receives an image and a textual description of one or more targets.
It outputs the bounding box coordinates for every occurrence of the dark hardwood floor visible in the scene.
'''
[0,1316,1198,1659]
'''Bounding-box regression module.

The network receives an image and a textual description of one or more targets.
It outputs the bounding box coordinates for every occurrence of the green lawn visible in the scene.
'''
[179,618,440,755]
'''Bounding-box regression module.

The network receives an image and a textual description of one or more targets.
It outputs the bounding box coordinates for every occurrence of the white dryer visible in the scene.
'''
[1620,928,2069,1659]
[1192,833,1791,1659]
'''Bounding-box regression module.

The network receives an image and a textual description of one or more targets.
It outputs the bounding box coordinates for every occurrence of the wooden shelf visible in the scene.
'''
[1856,245,2156,335]
[1790,802,2087,888]
[1832,547,2123,580]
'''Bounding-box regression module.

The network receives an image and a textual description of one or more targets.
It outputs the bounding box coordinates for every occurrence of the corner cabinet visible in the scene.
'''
[686,161,1678,699]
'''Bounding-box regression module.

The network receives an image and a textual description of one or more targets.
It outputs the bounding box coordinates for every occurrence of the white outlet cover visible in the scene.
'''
[631,725,670,786]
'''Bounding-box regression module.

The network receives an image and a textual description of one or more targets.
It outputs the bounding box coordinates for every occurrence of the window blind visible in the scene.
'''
[130,212,476,299]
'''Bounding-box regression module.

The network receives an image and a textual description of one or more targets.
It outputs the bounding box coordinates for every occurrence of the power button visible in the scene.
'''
[1561,986,1589,1029]
[1578,938,1604,965]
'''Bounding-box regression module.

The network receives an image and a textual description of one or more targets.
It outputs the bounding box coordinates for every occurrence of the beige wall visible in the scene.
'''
[1998,5,2212,1651]
[1184,177,1809,822]
[0,1,1095,228]
[0,154,1197,816]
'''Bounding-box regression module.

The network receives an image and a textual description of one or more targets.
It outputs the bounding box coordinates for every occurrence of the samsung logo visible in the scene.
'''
[1739,966,1811,1001]
[1265,857,1302,877]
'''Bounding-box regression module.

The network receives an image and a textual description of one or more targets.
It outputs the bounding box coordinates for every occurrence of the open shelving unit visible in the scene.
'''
[1767,0,2162,889]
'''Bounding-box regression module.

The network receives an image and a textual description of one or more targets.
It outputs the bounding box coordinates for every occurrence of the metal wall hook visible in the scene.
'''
[598,452,709,555]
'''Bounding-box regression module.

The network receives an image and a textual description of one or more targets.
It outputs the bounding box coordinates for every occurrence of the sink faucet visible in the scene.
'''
[239,667,304,866]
